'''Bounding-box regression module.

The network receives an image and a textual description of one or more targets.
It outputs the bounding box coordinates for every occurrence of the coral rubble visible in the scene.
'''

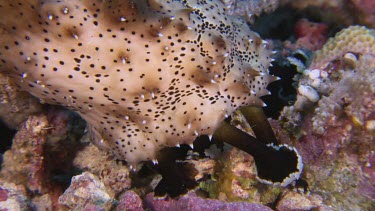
[1,115,50,194]
[275,190,325,211]
[116,190,144,211]
[0,180,31,211]
[0,108,86,209]
[58,172,115,210]
[73,144,132,197]
[0,73,42,129]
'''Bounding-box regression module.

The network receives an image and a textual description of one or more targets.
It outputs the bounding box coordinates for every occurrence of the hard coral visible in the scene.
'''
[310,25,375,69]
[58,172,114,210]
[0,109,85,202]
[0,179,31,210]
[0,0,276,165]
[291,25,375,111]
[1,115,49,194]
[280,33,375,210]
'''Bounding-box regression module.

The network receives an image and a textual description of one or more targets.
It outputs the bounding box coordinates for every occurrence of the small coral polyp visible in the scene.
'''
[0,0,275,165]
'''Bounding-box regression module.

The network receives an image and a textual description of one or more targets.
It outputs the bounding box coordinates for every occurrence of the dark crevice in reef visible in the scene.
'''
[251,6,340,41]
[251,7,303,40]
[0,119,16,152]
[44,108,87,190]
[132,136,211,198]
[0,119,16,166]
[154,144,198,197]
[154,158,198,198]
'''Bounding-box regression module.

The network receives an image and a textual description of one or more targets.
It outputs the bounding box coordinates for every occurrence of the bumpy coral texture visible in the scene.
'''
[311,26,375,69]
[0,0,275,165]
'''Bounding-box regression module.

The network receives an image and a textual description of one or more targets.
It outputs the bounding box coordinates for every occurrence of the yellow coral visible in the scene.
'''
[310,26,375,69]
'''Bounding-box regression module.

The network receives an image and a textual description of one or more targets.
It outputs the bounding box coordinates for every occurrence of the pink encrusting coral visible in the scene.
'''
[0,0,276,165]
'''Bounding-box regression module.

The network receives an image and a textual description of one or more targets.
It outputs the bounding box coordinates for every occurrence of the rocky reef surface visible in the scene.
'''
[279,25,375,210]
[1,0,374,210]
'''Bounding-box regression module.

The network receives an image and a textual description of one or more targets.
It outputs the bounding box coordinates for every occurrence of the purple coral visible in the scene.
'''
[144,192,273,211]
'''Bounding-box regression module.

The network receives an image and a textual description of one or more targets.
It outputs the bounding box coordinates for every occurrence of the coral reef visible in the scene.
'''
[1,0,374,210]
[200,119,317,207]
[350,0,375,27]
[73,144,132,197]
[281,0,375,27]
[58,172,115,210]
[0,0,305,209]
[1,114,51,194]
[0,108,86,209]
[31,194,54,211]
[0,73,42,129]
[143,191,273,211]
[283,19,328,52]
[0,180,31,211]
[200,146,283,203]
[310,26,375,69]
[116,190,144,211]
[289,26,375,111]
[0,0,276,166]
[286,97,375,210]
[275,190,325,211]
[280,25,375,210]
[281,0,345,10]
